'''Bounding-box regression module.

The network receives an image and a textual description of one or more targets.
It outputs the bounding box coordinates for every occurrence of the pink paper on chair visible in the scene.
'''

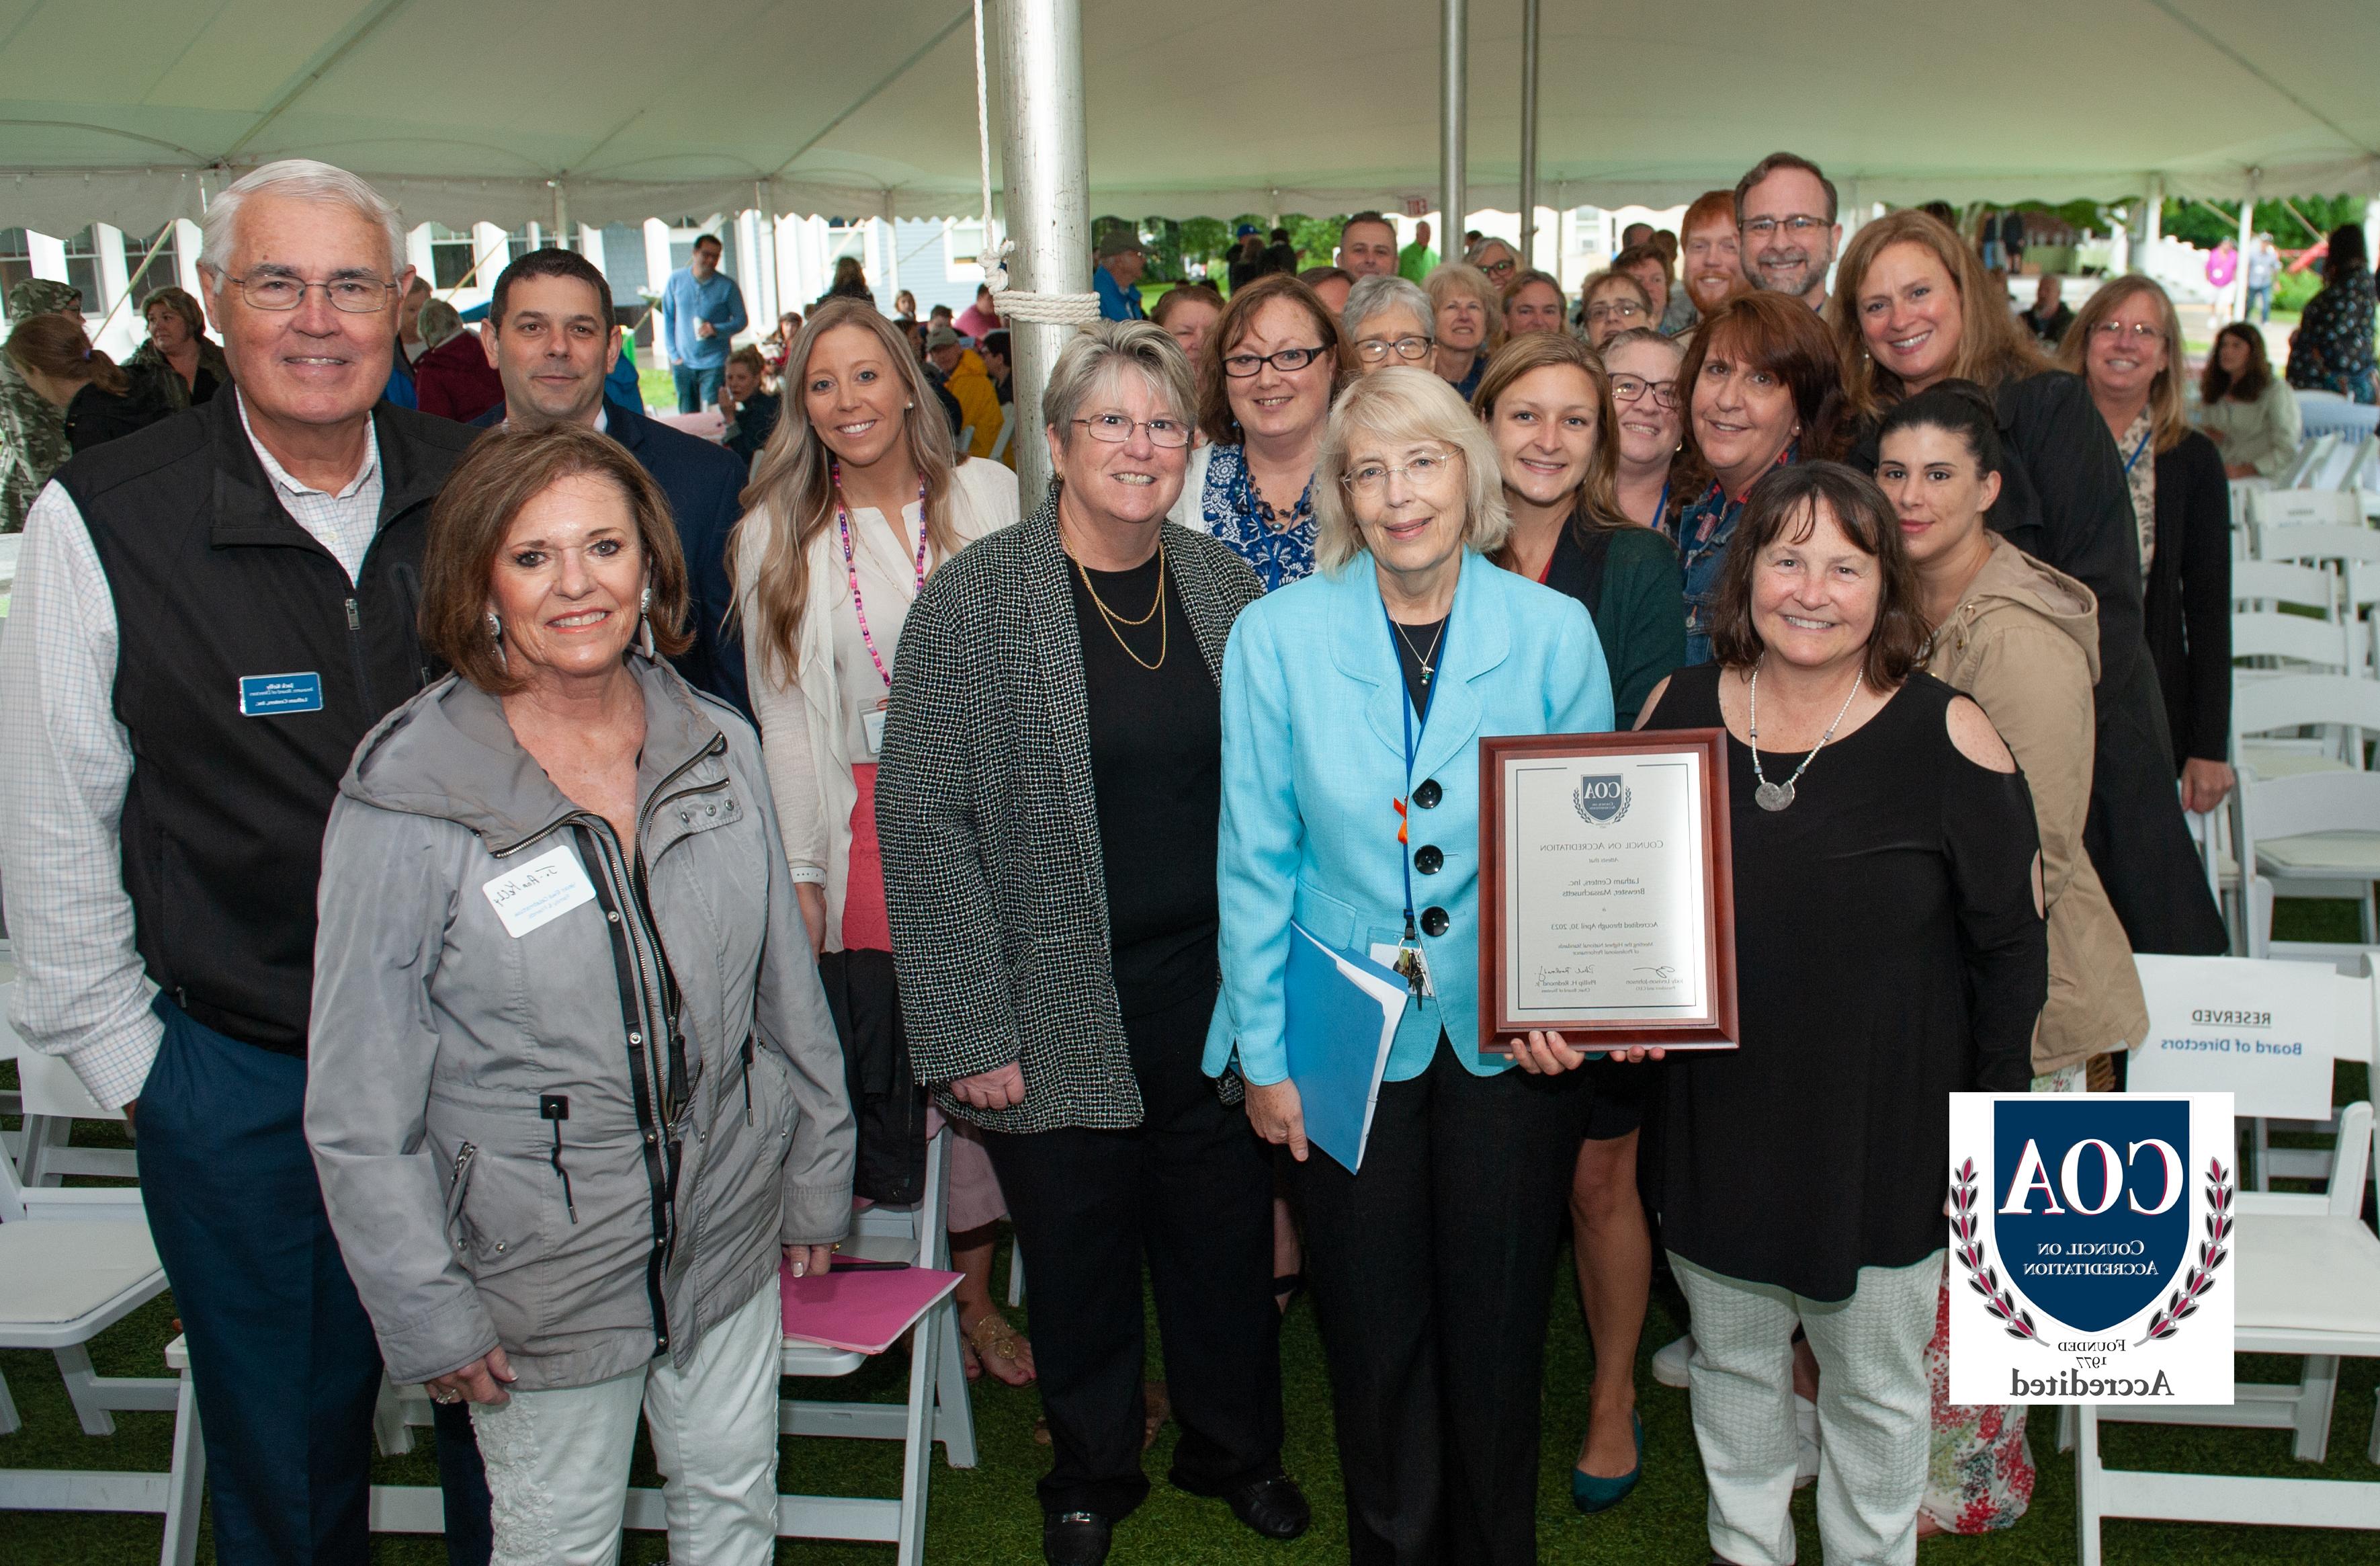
[780,1261,962,1355]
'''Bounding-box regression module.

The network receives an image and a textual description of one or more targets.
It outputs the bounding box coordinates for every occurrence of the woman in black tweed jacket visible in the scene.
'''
[876,321,1309,1566]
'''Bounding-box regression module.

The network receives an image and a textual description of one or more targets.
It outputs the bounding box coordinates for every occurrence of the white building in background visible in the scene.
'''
[0,206,1000,372]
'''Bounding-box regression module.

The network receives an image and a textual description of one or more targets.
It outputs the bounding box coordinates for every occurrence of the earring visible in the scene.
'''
[486,611,507,672]
[638,585,656,659]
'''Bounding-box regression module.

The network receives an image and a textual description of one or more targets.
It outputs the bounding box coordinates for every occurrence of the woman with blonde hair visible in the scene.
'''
[1832,208,2224,956]
[732,296,1033,1384]
[1423,263,1501,400]
[1218,366,1616,1561]
[2059,275,2234,811]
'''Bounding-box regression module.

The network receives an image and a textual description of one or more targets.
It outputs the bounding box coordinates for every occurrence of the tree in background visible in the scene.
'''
[2158,193,2366,251]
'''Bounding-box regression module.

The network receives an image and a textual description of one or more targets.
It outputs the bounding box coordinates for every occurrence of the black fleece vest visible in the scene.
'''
[60,394,477,1054]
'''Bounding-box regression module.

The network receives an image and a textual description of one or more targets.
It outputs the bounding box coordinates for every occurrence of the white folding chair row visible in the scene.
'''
[2258,523,2380,571]
[2249,483,2363,535]
[0,1117,186,1555]
[349,1125,974,1563]
[2066,956,2380,1563]
[2308,434,2371,493]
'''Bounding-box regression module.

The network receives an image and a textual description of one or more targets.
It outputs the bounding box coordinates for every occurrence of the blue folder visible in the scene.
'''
[1283,921,1408,1173]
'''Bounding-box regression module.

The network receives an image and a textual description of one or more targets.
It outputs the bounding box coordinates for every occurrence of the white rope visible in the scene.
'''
[971,0,1103,326]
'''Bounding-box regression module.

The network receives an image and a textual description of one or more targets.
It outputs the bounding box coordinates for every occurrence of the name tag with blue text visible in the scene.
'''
[238,672,323,717]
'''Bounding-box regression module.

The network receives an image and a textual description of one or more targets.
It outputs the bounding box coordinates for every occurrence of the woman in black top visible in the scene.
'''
[878,321,1308,1566]
[1833,208,2225,956]
[1472,329,1683,1512]
[2058,276,2234,807]
[1638,462,2045,1566]
[4,313,174,455]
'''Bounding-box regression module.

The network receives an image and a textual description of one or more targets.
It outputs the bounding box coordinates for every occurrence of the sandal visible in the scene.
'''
[964,1310,1036,1387]
[1032,1379,1171,1448]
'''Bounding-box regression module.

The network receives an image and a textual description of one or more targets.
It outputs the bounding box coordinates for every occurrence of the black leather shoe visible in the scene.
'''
[1043,1510,1113,1566]
[1223,1471,1312,1540]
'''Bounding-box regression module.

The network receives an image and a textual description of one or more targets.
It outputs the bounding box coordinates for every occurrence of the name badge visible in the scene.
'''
[861,706,888,757]
[238,672,323,716]
[481,845,598,940]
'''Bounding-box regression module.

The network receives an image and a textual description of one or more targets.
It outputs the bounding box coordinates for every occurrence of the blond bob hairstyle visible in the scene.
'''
[421,422,692,696]
[2056,273,2191,455]
[1830,208,2045,420]
[1314,367,1511,573]
[1423,263,1504,347]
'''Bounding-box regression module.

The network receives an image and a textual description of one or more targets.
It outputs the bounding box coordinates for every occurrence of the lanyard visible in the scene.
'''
[1386,595,1446,945]
[832,460,931,690]
[2123,430,2152,478]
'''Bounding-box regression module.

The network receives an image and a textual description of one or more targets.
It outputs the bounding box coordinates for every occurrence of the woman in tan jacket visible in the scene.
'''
[1874,380,2149,1535]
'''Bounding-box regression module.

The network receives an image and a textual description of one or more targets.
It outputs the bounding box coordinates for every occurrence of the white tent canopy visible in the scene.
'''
[3,0,2377,237]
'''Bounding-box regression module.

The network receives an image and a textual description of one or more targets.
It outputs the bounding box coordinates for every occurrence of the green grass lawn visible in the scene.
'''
[5,899,2377,1563]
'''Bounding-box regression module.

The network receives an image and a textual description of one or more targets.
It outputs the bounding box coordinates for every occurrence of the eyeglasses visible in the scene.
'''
[1609,374,1681,409]
[1073,413,1192,448]
[1738,216,1829,242]
[1586,300,1646,325]
[2089,320,2166,344]
[1353,335,1433,364]
[1220,345,1327,378]
[223,272,401,313]
[1342,448,1460,495]
[1478,258,1517,280]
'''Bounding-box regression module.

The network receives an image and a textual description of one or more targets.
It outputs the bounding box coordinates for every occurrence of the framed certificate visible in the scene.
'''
[1478,729,1738,1050]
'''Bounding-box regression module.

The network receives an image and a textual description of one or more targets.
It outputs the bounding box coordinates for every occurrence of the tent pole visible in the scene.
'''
[2132,174,2164,273]
[552,181,570,251]
[1517,0,1538,265]
[1440,0,1466,260]
[996,0,1089,504]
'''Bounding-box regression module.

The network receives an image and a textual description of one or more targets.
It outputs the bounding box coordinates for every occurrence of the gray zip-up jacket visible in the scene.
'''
[305,655,853,1391]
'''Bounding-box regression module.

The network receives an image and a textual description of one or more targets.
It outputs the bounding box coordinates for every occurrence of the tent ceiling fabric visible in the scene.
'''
[2,0,2375,235]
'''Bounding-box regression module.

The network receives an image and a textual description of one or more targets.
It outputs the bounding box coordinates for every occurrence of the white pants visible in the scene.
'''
[1673,1250,1941,1566]
[470,1276,783,1566]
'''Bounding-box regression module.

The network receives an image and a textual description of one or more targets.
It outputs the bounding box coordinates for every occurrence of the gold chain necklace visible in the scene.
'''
[1075,536,1168,671]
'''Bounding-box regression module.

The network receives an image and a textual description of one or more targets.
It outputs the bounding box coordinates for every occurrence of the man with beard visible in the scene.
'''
[1733,151,1840,313]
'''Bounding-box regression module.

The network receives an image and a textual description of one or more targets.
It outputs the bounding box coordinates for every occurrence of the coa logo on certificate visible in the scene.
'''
[1947,1092,2235,1405]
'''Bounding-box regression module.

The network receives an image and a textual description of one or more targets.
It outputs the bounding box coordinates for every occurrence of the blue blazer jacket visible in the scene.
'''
[1207,548,1614,1085]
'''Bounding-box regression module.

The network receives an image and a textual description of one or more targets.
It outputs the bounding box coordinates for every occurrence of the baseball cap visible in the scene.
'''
[925,325,962,349]
[1095,230,1146,259]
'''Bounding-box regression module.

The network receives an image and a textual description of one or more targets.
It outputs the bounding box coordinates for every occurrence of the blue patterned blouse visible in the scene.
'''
[1197,442,1318,591]
[1658,442,1798,667]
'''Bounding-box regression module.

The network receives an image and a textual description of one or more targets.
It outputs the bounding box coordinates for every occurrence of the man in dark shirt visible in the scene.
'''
[2020,274,2076,349]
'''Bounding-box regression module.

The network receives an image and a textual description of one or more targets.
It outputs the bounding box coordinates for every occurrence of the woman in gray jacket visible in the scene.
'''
[306,423,853,1565]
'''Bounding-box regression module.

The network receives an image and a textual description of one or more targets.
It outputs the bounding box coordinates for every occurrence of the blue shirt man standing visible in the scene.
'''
[658,233,748,412]
[1093,230,1147,321]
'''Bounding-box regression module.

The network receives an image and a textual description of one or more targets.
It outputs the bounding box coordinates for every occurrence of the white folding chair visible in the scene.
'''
[2066,959,2380,1563]
[2232,610,2363,678]
[2336,434,2380,495]
[1,984,138,1186]
[2270,433,2341,492]
[2232,559,2340,619]
[2309,435,2365,493]
[0,1120,185,1544]
[989,412,1015,464]
[2258,524,2380,572]
[2237,770,2380,953]
[362,1126,974,1562]
[2232,673,2379,784]
[2250,483,2361,540]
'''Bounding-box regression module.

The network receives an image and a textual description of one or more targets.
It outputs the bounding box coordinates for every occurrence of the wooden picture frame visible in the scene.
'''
[1477,727,1739,1051]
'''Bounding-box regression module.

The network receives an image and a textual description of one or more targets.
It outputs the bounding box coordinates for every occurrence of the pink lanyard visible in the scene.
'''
[832,461,931,690]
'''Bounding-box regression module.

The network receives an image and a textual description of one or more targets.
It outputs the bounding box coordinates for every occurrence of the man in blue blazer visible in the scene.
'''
[471,247,753,719]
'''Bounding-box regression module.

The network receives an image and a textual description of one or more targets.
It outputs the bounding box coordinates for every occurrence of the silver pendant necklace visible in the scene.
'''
[1746,659,1863,812]
[1394,618,1447,688]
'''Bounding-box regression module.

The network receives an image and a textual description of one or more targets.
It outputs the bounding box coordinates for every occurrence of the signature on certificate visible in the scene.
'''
[1633,964,1678,982]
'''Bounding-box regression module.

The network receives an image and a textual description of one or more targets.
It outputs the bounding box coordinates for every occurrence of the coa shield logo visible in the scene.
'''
[1572,774,1631,825]
[1991,1098,2190,1333]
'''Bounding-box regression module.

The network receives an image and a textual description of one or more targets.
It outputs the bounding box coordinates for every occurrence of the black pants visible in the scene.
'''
[980,983,1282,1521]
[1293,1043,1592,1566]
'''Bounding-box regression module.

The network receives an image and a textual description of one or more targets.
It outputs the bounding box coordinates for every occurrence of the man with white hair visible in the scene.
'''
[0,158,480,1563]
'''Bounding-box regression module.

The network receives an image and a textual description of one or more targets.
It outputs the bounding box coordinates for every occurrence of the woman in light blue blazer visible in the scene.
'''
[1209,367,1616,1564]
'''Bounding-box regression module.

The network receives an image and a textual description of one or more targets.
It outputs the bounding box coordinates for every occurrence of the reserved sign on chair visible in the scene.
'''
[2127,955,2350,1121]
